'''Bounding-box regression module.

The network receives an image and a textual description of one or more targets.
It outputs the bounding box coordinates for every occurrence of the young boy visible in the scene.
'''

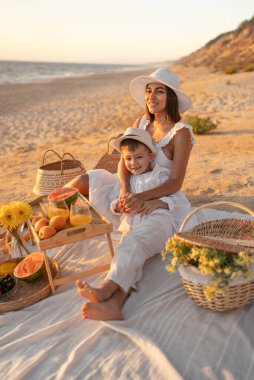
[109,128,177,234]
[76,128,178,302]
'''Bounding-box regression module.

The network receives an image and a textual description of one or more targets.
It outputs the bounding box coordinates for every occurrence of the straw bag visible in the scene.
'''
[94,136,121,173]
[174,201,254,312]
[33,150,86,195]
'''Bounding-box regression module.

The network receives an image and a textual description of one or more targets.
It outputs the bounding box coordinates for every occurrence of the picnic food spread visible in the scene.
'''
[39,226,56,240]
[0,256,61,312]
[28,187,94,240]
[49,216,66,230]
[48,187,79,208]
[0,188,114,309]
[0,253,45,297]
[0,259,18,276]
[0,254,44,296]
[31,213,57,239]
[0,274,15,295]
[14,252,45,281]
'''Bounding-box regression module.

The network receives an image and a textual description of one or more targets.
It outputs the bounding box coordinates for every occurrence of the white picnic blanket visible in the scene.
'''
[1,209,254,380]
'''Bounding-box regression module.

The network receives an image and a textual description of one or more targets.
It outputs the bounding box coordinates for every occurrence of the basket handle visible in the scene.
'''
[107,133,123,154]
[42,150,62,166]
[179,201,254,232]
[62,152,78,162]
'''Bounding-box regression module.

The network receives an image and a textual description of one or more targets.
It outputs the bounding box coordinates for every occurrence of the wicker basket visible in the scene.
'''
[175,201,254,312]
[94,135,121,173]
[33,150,86,196]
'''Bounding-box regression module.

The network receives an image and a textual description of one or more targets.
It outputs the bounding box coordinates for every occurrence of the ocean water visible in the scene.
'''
[0,61,146,85]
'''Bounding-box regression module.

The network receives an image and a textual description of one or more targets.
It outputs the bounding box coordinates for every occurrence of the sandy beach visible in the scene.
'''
[0,65,253,211]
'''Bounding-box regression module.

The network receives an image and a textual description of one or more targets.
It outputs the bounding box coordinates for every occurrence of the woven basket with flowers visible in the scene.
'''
[162,201,254,312]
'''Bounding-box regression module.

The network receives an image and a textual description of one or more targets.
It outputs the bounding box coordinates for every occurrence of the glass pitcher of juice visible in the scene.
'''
[70,203,92,226]
[47,201,69,221]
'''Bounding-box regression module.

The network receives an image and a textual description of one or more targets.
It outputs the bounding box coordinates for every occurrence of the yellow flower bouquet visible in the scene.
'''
[161,201,254,312]
[162,237,254,300]
[0,201,32,257]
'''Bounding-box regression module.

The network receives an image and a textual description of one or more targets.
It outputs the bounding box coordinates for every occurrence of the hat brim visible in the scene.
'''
[111,134,157,154]
[130,76,192,113]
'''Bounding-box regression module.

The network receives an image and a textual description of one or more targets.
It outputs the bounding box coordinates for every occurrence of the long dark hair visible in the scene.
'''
[145,86,181,123]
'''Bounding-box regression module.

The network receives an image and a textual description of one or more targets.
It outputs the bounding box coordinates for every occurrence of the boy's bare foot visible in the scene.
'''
[76,280,118,302]
[81,298,124,321]
[76,280,102,302]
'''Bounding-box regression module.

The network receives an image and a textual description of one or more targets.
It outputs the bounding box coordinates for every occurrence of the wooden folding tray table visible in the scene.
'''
[28,194,114,293]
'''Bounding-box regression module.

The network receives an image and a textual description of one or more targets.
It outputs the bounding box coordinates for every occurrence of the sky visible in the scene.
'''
[0,0,253,65]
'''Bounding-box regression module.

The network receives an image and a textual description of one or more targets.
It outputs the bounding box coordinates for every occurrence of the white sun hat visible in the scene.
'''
[130,67,192,113]
[111,127,157,154]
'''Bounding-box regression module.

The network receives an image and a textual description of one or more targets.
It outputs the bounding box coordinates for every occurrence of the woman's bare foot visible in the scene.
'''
[81,298,124,321]
[76,280,118,302]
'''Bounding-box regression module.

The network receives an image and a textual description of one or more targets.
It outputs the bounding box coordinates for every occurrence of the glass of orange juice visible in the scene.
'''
[70,203,92,226]
[47,201,69,221]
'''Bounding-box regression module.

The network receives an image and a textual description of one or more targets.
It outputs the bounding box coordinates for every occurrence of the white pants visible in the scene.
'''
[106,212,174,293]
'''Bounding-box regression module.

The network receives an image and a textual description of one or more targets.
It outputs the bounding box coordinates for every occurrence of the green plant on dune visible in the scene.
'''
[184,115,218,135]
[224,64,254,74]
[224,66,239,74]
[242,64,254,72]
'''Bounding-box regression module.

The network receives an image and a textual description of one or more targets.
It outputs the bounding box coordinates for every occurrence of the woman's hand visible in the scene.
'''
[140,199,168,216]
[121,192,145,214]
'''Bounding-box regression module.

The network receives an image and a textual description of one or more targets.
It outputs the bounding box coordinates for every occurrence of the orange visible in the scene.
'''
[39,226,56,240]
[49,216,66,231]
[34,218,49,232]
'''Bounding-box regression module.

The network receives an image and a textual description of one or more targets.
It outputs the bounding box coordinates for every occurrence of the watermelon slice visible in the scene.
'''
[14,252,44,281]
[48,187,79,208]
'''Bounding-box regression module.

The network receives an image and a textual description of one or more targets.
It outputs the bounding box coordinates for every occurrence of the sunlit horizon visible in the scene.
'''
[0,0,253,65]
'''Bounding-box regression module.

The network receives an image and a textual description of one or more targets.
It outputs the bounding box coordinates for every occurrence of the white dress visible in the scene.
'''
[88,116,195,232]
[138,115,196,230]
[87,118,196,292]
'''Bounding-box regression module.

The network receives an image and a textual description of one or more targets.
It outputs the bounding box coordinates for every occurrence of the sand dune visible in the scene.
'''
[0,66,253,212]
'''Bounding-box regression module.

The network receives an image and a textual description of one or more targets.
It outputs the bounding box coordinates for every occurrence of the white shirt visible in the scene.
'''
[110,163,180,233]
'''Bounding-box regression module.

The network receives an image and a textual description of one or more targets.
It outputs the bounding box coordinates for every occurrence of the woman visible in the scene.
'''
[118,67,195,225]
[68,67,195,320]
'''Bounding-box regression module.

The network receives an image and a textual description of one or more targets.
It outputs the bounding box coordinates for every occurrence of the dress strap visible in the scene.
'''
[138,115,150,130]
[156,122,196,148]
[138,117,196,147]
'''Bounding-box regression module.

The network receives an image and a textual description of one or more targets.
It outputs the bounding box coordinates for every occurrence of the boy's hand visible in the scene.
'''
[121,192,145,214]
[119,187,131,198]
[114,199,124,213]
